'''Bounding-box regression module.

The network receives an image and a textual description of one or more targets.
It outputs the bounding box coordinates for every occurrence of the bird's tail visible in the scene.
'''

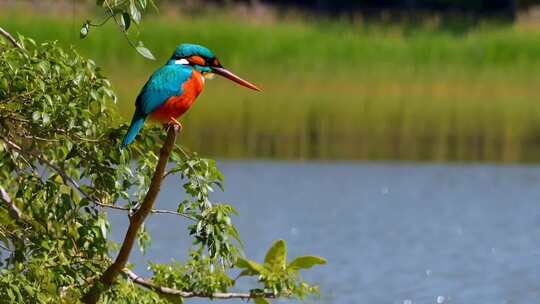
[121,115,146,148]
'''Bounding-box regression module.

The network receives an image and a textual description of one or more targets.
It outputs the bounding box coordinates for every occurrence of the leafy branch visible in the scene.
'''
[0,28,325,304]
[124,268,276,300]
[236,240,326,299]
[0,132,191,219]
[81,0,156,60]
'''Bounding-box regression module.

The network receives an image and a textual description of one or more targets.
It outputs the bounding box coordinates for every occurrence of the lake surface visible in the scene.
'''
[110,161,540,304]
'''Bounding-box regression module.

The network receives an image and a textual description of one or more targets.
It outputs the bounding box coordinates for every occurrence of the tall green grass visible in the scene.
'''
[3,10,540,161]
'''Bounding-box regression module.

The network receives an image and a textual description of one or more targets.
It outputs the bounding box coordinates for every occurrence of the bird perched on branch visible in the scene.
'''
[121,43,260,147]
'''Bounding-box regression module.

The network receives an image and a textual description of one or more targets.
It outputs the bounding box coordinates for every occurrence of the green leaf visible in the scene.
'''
[235,269,255,278]
[42,113,50,125]
[138,0,147,9]
[288,256,326,270]
[121,13,131,31]
[158,293,183,304]
[6,288,14,301]
[264,240,287,270]
[32,111,41,121]
[130,0,141,24]
[149,0,159,12]
[235,257,263,274]
[254,298,271,304]
[136,43,155,60]
[96,217,107,238]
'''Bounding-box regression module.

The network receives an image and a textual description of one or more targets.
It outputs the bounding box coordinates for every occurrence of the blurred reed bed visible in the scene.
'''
[2,9,540,161]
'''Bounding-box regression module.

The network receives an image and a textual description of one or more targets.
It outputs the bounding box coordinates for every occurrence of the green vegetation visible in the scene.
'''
[0,34,324,302]
[2,9,540,161]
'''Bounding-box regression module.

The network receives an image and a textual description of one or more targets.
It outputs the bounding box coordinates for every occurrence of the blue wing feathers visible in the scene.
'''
[121,64,193,147]
[121,114,146,148]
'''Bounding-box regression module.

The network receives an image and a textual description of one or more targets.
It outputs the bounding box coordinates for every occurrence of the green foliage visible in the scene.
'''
[0,36,323,302]
[149,251,234,295]
[81,0,157,59]
[0,36,116,302]
[101,279,163,304]
[170,150,241,264]
[236,240,326,298]
[187,204,241,264]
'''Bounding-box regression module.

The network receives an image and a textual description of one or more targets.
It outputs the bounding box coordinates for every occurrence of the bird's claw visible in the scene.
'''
[166,117,183,132]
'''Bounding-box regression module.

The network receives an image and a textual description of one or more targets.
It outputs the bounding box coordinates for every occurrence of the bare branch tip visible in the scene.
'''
[0,26,23,49]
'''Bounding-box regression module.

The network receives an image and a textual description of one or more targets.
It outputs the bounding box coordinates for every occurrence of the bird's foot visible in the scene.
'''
[166,117,183,133]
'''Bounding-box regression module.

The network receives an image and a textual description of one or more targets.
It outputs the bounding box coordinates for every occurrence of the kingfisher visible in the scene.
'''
[121,43,260,147]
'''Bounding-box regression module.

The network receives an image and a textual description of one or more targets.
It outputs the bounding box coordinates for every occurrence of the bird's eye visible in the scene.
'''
[211,58,221,67]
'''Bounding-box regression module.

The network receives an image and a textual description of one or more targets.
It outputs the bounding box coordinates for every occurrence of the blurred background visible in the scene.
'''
[3,0,540,161]
[3,1,540,303]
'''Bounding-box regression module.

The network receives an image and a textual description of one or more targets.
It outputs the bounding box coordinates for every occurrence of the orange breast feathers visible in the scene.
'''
[150,70,205,123]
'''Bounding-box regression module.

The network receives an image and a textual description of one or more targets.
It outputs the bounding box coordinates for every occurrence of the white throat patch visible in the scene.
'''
[174,59,189,65]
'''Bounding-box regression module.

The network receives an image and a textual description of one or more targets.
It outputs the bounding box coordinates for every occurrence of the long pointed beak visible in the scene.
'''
[211,66,261,92]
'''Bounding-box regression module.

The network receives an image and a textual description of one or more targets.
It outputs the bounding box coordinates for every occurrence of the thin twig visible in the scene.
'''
[0,243,13,252]
[88,14,114,27]
[0,26,23,49]
[124,269,276,300]
[103,0,139,50]
[97,202,195,221]
[23,135,60,142]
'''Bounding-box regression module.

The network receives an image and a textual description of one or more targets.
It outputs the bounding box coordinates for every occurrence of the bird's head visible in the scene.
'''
[168,43,260,91]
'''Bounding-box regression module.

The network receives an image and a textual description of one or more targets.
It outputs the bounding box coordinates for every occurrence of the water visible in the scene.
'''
[110,162,540,303]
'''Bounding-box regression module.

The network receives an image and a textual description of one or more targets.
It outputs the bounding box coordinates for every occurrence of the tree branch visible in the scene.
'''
[82,126,179,304]
[0,186,25,225]
[123,269,276,300]
[0,26,23,49]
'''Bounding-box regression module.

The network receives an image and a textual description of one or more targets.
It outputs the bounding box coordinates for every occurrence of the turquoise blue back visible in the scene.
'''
[121,64,193,147]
